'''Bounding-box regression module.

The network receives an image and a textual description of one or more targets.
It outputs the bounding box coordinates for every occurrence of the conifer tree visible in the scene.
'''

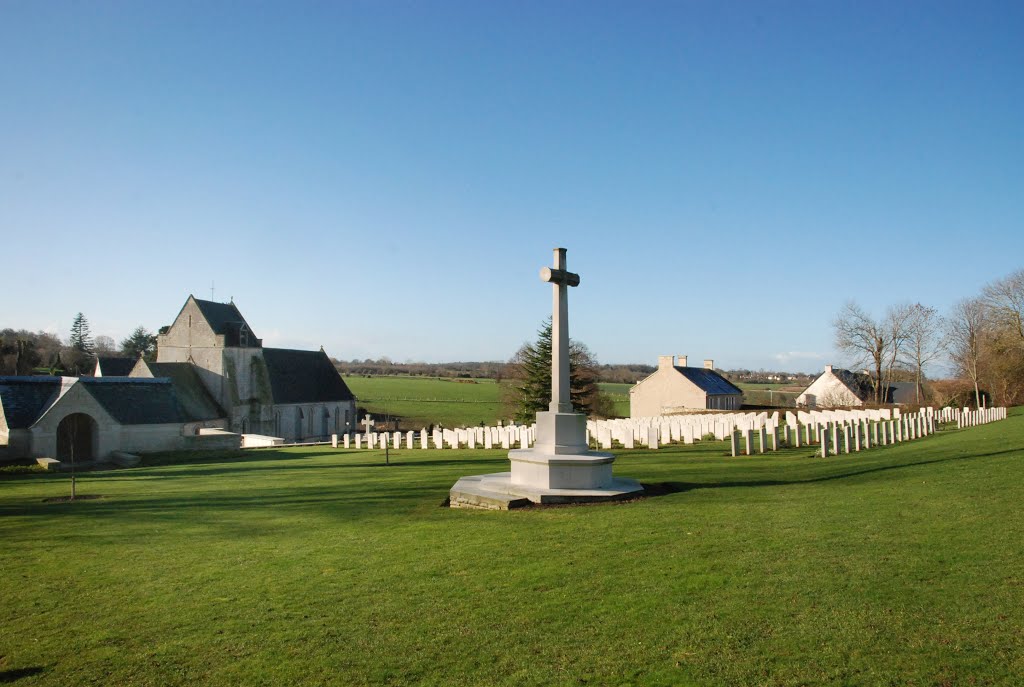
[120,326,158,361]
[69,313,93,353]
[504,319,614,422]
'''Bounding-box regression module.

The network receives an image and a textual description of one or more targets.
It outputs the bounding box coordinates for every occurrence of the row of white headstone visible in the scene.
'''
[325,406,1006,453]
[727,405,1005,457]
[583,405,1008,456]
[331,423,536,450]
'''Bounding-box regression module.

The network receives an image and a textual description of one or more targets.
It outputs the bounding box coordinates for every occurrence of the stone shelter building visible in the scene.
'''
[0,376,238,463]
[155,296,356,441]
[629,355,743,417]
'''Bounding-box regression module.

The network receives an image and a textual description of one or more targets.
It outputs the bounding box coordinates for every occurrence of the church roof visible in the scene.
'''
[261,348,355,405]
[674,367,743,396]
[94,356,136,377]
[141,362,226,421]
[192,297,249,334]
[0,377,62,429]
[184,296,261,347]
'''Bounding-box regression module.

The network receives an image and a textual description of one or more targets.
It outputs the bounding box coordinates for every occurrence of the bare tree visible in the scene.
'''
[833,302,885,403]
[833,301,910,404]
[902,303,945,404]
[983,268,1024,344]
[883,303,914,404]
[947,298,988,408]
[94,335,116,355]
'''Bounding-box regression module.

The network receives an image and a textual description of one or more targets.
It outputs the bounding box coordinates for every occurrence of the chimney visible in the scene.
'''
[825,364,833,373]
[703,359,714,370]
[658,355,675,370]
[678,355,688,367]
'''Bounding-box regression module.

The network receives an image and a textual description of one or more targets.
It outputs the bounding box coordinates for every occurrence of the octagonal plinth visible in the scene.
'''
[509,448,614,490]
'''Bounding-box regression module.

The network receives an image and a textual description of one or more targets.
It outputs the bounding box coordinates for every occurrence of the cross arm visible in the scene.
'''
[540,267,581,287]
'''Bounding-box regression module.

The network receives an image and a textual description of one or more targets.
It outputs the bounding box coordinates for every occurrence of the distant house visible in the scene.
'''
[796,365,918,407]
[93,356,136,377]
[629,355,743,417]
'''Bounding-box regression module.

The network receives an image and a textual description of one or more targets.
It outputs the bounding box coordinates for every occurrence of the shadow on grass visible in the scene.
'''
[3,441,1020,524]
[127,456,509,479]
[0,666,46,683]
[642,447,1024,497]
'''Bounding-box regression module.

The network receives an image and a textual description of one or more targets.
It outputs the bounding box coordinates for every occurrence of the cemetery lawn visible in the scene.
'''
[2,412,1023,685]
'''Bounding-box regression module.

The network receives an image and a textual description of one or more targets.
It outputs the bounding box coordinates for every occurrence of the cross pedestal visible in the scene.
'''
[450,248,642,509]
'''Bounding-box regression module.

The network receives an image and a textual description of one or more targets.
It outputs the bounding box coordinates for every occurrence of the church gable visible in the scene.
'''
[159,296,262,351]
[193,298,261,347]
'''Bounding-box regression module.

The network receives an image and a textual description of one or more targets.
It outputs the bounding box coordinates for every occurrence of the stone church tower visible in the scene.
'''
[157,296,356,440]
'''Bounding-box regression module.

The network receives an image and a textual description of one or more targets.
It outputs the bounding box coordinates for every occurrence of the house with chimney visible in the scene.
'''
[629,355,743,418]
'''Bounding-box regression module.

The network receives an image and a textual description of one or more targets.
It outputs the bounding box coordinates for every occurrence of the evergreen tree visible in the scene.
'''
[504,319,614,422]
[121,326,158,361]
[69,313,93,353]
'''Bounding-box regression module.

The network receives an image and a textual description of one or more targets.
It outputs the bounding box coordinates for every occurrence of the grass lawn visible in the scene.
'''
[2,410,1023,685]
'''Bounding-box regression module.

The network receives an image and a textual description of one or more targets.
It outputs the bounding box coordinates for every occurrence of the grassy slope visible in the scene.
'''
[1,411,1023,685]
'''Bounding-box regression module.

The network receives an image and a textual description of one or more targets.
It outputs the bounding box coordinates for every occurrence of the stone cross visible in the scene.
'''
[362,414,374,435]
[540,247,580,414]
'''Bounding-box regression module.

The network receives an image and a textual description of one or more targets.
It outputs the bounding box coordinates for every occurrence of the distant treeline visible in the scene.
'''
[331,358,658,384]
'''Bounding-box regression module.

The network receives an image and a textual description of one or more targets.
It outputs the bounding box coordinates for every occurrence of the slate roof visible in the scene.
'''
[80,378,186,425]
[0,377,62,429]
[888,382,917,405]
[674,367,743,396]
[826,368,877,401]
[261,348,355,404]
[143,363,225,421]
[191,297,260,346]
[95,356,136,377]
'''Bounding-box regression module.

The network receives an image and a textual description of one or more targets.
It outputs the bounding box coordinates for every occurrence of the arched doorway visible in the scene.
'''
[56,413,97,461]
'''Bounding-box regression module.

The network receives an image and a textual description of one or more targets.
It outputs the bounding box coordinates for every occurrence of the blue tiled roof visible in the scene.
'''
[80,378,186,425]
[0,377,62,429]
[675,367,743,396]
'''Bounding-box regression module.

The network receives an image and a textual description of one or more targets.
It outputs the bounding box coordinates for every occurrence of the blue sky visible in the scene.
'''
[2,1,1022,373]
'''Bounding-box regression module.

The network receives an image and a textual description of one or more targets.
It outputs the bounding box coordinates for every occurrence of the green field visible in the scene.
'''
[343,376,633,426]
[342,375,809,426]
[344,376,506,428]
[2,410,1023,685]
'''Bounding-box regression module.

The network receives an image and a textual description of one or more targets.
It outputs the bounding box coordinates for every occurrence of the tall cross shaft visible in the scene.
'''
[540,248,580,414]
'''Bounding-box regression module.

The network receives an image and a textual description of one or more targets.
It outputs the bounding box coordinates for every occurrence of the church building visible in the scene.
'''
[155,296,356,441]
[0,295,357,464]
